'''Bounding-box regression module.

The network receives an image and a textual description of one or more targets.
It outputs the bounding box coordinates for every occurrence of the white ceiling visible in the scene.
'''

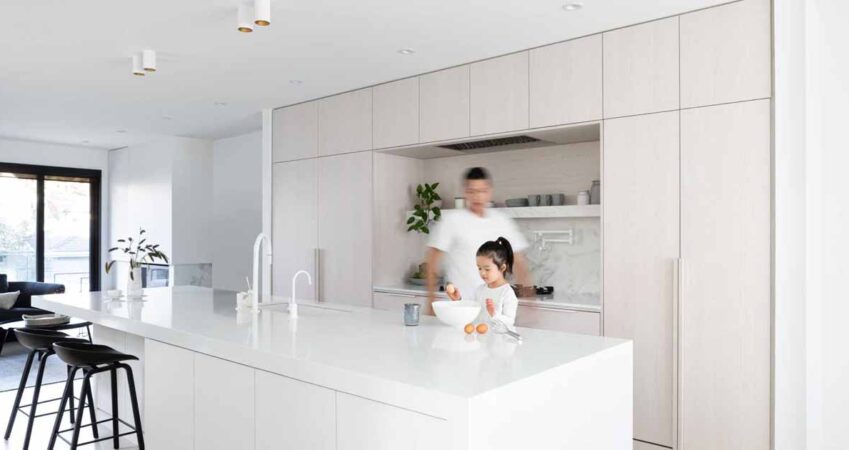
[0,0,730,150]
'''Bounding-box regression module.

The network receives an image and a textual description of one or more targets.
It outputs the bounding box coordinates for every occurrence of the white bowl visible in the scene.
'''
[432,300,481,328]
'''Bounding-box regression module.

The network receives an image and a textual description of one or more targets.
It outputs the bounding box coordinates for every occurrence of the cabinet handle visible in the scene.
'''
[673,257,682,450]
[314,248,322,303]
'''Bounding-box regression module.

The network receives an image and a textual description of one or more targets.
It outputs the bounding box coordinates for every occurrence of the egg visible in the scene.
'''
[464,323,475,334]
[446,283,456,295]
[476,323,489,334]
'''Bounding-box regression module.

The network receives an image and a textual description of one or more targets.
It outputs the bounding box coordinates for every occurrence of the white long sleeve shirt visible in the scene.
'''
[473,283,518,326]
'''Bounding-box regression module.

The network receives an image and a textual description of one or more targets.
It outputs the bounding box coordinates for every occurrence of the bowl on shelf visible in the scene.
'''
[505,198,530,208]
[432,300,481,328]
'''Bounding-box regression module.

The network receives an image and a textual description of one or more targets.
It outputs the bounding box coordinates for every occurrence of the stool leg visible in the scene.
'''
[4,350,36,439]
[48,366,78,450]
[111,367,119,448]
[85,371,99,439]
[70,373,93,450]
[22,351,49,450]
[121,364,145,450]
[67,366,75,425]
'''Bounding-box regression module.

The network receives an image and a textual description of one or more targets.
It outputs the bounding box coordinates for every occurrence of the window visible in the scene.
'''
[0,163,101,292]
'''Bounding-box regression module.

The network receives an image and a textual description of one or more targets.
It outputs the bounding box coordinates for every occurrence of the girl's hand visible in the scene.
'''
[445,283,461,301]
[486,299,495,317]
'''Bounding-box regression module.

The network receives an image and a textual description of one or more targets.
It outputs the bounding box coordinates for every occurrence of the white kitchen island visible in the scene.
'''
[33,286,632,450]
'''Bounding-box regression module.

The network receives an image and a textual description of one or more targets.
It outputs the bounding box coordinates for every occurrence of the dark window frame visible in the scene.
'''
[0,162,102,291]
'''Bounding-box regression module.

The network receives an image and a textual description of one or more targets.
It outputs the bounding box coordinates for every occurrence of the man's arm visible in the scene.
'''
[513,252,532,292]
[425,247,444,307]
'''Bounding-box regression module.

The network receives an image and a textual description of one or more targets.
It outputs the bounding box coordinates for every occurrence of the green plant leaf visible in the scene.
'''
[416,184,423,195]
[105,260,115,273]
[117,239,125,243]
[108,247,118,252]
[406,216,415,225]
[431,182,439,190]
[422,225,430,234]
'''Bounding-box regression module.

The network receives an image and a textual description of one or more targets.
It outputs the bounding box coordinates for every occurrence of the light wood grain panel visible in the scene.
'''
[318,88,373,156]
[419,66,470,142]
[273,159,318,300]
[680,100,771,450]
[373,78,419,149]
[603,111,679,447]
[273,101,318,162]
[515,306,600,336]
[470,52,530,135]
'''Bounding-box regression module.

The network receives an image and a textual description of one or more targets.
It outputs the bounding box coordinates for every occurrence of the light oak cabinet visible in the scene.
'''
[680,100,771,450]
[680,0,771,108]
[145,340,194,450]
[372,292,427,312]
[194,354,255,450]
[273,102,318,162]
[255,370,336,450]
[318,88,373,156]
[470,52,530,135]
[419,66,470,142]
[373,78,419,149]
[530,35,603,127]
[603,111,679,448]
[336,392,449,450]
[317,151,373,305]
[603,17,679,118]
[272,159,318,301]
[515,305,600,336]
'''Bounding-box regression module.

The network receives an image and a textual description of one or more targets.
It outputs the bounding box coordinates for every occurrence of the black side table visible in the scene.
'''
[0,318,93,357]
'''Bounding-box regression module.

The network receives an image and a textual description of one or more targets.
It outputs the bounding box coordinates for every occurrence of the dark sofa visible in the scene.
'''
[0,273,63,324]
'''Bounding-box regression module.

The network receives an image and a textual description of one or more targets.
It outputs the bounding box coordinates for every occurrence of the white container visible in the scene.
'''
[577,190,590,205]
[454,197,465,209]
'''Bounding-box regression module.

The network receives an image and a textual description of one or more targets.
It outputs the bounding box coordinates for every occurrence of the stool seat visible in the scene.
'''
[52,342,139,367]
[15,329,88,352]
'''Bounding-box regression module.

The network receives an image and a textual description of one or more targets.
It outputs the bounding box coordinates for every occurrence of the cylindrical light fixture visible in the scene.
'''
[254,0,271,26]
[131,54,145,76]
[237,4,254,32]
[142,49,156,72]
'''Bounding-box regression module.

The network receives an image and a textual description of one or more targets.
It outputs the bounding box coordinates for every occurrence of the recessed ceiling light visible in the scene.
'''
[116,129,128,134]
[398,48,415,55]
[562,2,583,11]
[214,102,228,107]
[289,80,303,85]
[81,140,90,144]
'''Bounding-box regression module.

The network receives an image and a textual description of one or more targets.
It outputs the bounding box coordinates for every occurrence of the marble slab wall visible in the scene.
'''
[172,263,212,288]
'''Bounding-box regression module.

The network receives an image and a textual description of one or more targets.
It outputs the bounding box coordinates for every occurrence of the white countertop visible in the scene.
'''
[33,286,624,411]
[374,284,601,313]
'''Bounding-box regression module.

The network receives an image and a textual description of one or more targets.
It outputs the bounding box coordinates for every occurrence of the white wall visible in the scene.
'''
[0,137,110,287]
[805,1,849,449]
[172,137,213,265]
[211,131,262,291]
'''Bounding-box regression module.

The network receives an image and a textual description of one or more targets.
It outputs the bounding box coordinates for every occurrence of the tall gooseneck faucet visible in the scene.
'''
[252,232,273,313]
[290,270,312,318]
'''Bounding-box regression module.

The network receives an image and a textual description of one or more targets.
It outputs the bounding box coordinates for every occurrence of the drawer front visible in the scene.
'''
[515,305,600,335]
[373,292,427,311]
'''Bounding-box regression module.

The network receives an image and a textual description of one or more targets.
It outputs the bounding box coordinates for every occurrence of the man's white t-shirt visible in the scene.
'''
[428,208,528,300]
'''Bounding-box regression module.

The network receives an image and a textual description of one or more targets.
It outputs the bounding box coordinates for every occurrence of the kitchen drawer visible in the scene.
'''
[373,292,427,311]
[515,305,600,336]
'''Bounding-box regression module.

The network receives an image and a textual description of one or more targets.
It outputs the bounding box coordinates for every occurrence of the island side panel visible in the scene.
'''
[467,342,633,450]
[91,324,146,426]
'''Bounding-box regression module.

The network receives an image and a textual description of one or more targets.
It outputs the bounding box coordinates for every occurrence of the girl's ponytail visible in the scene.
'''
[477,236,515,274]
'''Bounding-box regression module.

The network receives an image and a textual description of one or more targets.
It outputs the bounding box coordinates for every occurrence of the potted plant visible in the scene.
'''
[406,183,441,234]
[105,228,169,295]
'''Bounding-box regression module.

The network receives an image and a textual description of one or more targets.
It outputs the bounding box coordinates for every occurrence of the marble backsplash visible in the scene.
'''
[172,263,213,288]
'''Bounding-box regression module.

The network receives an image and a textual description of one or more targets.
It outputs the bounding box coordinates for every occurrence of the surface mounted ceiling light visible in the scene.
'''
[254,0,271,26]
[131,54,145,76]
[142,49,156,72]
[562,2,583,11]
[398,48,415,55]
[238,4,254,32]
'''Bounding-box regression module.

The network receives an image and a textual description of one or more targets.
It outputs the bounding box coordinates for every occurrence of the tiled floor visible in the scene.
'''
[0,381,140,449]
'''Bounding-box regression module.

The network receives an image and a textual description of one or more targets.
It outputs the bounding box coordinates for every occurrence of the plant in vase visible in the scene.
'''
[407,183,441,234]
[105,228,169,296]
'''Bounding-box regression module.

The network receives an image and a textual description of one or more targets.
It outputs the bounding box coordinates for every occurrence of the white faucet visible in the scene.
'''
[251,232,273,313]
[290,270,312,318]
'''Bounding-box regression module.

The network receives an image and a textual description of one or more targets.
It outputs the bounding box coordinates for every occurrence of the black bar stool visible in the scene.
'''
[3,329,96,450]
[49,342,145,450]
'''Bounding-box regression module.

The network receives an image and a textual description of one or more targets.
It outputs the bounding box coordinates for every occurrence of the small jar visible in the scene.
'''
[577,191,590,206]
[589,180,601,205]
[454,197,465,209]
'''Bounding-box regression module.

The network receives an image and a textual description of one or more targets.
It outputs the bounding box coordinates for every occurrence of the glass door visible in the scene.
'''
[0,163,101,292]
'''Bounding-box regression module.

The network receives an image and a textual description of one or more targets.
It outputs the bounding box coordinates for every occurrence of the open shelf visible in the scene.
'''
[408,205,600,220]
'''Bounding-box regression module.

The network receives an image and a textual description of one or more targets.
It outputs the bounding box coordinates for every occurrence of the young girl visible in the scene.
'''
[446,237,519,326]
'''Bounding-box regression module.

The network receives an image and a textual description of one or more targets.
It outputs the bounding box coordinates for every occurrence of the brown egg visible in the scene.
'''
[464,323,475,334]
[476,323,489,334]
[446,283,456,295]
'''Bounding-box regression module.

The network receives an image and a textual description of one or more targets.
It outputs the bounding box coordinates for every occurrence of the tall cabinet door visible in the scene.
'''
[603,111,679,448]
[680,100,770,450]
[273,159,318,300]
[317,151,373,305]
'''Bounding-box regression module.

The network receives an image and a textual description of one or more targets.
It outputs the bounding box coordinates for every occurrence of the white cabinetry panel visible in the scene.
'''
[336,392,449,450]
[255,370,336,450]
[470,52,529,135]
[318,89,373,156]
[680,100,770,450]
[317,151,373,305]
[603,111,679,447]
[194,354,255,450]
[515,306,600,336]
[145,339,194,450]
[419,66,470,142]
[273,101,318,162]
[272,159,317,300]
[530,35,603,127]
[373,78,419,149]
[681,0,772,108]
[603,18,679,118]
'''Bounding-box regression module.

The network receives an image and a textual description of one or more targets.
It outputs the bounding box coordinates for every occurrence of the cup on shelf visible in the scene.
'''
[542,194,553,206]
[527,194,541,207]
[577,190,590,206]
[454,197,465,209]
[550,193,565,206]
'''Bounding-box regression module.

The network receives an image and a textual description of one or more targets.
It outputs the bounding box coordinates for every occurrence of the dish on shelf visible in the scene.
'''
[505,198,530,207]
